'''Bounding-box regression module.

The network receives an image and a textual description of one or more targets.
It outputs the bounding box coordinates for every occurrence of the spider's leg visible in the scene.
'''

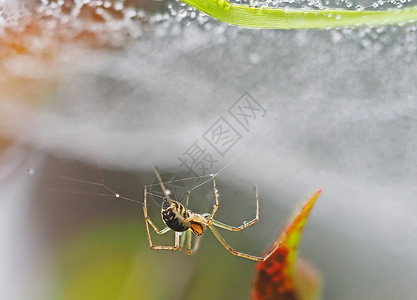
[186,230,192,254]
[143,186,170,234]
[179,232,187,250]
[210,176,220,219]
[149,231,181,251]
[208,224,263,261]
[154,166,171,198]
[190,234,201,254]
[212,185,259,232]
[185,191,190,209]
[146,220,170,234]
[208,224,281,262]
[143,186,179,250]
[185,230,201,254]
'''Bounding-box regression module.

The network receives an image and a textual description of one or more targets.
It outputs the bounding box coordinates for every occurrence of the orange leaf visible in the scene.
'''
[252,190,322,300]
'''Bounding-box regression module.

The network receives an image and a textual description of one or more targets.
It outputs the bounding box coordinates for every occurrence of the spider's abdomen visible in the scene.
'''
[161,199,190,232]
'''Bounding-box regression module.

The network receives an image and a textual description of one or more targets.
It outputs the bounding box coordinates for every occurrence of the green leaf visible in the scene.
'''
[179,0,417,29]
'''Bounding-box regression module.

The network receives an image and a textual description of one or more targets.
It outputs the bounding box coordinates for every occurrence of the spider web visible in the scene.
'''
[28,164,219,209]
[27,123,267,211]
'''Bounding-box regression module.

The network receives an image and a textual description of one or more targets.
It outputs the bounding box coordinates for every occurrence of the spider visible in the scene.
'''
[142,168,283,261]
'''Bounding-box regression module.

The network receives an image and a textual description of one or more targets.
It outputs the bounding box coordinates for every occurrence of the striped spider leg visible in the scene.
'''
[143,168,283,261]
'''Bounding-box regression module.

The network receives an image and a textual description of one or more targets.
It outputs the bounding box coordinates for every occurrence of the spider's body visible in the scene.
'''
[161,198,190,232]
[143,168,283,261]
[161,198,206,236]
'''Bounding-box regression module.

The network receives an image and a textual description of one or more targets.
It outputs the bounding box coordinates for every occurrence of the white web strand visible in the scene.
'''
[187,127,271,193]
[27,168,215,207]
[27,169,142,205]
[26,127,271,207]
